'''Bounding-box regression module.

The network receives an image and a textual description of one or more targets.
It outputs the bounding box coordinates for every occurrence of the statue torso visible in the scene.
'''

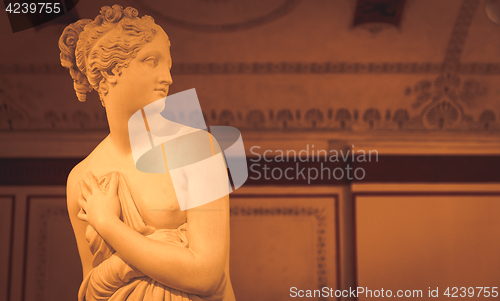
[81,137,187,230]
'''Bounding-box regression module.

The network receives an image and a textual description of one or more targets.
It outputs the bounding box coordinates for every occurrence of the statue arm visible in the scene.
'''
[91,193,229,296]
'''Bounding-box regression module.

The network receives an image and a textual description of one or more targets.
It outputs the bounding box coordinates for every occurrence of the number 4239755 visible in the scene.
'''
[443,287,498,298]
[6,2,62,14]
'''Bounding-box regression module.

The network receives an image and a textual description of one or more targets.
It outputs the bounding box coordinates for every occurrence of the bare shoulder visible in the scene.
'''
[66,137,108,203]
[67,158,86,189]
[67,157,87,203]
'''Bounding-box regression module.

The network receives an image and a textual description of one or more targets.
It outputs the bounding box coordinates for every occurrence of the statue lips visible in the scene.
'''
[154,88,168,97]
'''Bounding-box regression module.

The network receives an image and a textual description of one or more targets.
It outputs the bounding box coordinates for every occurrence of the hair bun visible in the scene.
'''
[59,19,93,102]
[59,19,90,69]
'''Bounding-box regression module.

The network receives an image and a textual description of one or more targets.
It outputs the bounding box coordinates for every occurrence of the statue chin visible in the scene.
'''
[142,97,183,138]
[145,96,167,114]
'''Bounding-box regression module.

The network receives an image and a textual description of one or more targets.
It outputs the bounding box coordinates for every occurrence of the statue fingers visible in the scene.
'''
[86,172,100,193]
[77,193,87,211]
[80,180,91,200]
[108,172,119,196]
[77,208,87,222]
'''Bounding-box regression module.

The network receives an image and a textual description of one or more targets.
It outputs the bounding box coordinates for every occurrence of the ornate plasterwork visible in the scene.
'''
[0,0,498,132]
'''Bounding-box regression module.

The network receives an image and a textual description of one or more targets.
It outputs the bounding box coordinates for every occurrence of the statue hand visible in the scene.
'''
[78,172,121,232]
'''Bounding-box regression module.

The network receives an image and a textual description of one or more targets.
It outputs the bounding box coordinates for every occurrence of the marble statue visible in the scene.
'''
[59,5,235,300]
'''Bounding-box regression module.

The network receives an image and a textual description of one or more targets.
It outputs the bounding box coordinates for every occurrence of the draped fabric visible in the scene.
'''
[77,172,226,301]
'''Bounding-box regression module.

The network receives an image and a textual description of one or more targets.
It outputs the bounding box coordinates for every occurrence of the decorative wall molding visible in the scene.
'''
[0,104,498,131]
[0,64,67,75]
[1,71,498,132]
[31,201,67,301]
[0,77,44,131]
[22,195,81,301]
[3,62,500,76]
[410,73,491,130]
[206,106,498,132]
[230,205,328,293]
[173,62,500,75]
[443,0,481,64]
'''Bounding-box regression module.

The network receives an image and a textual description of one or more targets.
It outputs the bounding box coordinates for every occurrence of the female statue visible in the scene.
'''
[59,5,235,300]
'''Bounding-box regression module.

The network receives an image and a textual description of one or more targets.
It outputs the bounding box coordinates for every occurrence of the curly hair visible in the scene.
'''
[59,5,164,102]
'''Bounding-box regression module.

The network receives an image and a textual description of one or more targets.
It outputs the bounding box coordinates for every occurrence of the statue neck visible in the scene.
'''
[103,95,171,165]
[105,106,133,158]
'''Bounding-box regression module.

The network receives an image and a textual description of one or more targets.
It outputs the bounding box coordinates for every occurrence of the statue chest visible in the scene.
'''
[116,168,187,230]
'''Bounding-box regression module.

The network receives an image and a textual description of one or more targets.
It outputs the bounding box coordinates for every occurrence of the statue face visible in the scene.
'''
[107,28,172,115]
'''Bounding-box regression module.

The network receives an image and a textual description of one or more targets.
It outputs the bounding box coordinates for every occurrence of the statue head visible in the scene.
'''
[59,5,169,104]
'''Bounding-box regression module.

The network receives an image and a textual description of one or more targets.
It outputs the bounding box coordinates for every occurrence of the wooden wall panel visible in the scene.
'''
[22,196,81,301]
[229,188,339,300]
[355,188,500,300]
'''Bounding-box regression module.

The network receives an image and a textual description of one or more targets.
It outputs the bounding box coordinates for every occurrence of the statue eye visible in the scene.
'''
[143,56,157,67]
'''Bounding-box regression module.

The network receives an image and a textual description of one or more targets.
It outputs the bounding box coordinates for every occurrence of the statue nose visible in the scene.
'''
[159,63,173,85]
